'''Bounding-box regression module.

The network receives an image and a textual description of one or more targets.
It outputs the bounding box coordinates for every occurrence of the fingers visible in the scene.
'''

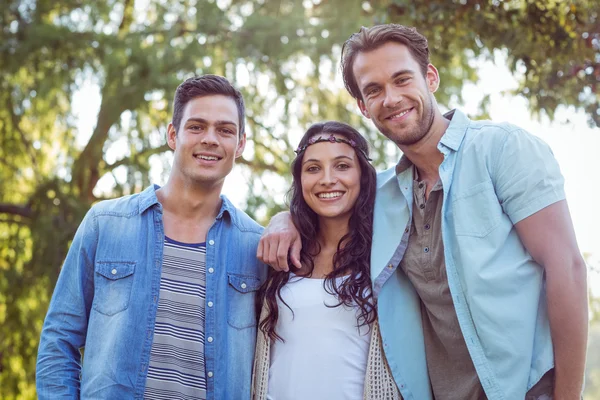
[256,238,264,260]
[257,211,301,272]
[289,236,302,270]
[276,236,291,272]
[258,233,288,271]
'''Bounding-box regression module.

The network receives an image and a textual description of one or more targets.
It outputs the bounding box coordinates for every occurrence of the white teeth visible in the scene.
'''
[390,109,409,119]
[198,155,218,161]
[318,192,343,199]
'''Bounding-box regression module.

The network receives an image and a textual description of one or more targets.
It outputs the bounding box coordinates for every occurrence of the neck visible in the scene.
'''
[316,216,350,250]
[299,216,349,278]
[157,175,223,222]
[399,110,450,182]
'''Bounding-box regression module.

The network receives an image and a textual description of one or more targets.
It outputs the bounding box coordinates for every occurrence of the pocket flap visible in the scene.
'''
[95,262,136,280]
[228,273,261,293]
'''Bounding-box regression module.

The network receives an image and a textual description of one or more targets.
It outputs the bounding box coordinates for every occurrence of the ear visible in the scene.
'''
[235,132,247,159]
[426,64,440,93]
[357,99,371,119]
[167,122,177,151]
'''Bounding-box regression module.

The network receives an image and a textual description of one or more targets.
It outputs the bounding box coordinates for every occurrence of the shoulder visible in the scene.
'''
[465,119,550,150]
[89,192,144,218]
[221,196,264,236]
[376,166,397,188]
[461,120,554,167]
[464,119,523,148]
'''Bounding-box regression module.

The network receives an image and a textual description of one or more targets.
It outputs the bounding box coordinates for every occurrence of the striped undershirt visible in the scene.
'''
[144,237,207,400]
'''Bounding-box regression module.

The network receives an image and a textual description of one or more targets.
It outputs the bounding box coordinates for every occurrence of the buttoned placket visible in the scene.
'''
[205,235,216,382]
[437,144,502,398]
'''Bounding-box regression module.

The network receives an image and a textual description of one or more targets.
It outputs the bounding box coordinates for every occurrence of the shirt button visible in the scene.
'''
[419,203,425,209]
[207,336,213,343]
[404,227,409,233]
[111,268,117,275]
[208,240,215,245]
[387,264,393,269]
[241,282,247,289]
[418,182,424,189]
[424,247,430,253]
[207,301,213,307]
[208,371,214,378]
[424,223,430,230]
[208,267,214,273]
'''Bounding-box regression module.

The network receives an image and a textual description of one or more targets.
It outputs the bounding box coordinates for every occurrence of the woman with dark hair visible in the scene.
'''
[252,121,400,400]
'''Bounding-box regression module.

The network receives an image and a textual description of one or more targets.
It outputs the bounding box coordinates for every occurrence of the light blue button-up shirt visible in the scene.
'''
[372,110,565,400]
[36,185,266,399]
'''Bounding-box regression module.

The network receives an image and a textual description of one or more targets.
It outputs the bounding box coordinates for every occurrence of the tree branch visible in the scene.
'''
[104,144,171,171]
[0,155,21,175]
[6,94,39,179]
[236,156,279,173]
[0,203,32,218]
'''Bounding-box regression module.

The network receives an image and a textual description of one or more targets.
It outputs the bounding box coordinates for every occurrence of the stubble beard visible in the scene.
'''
[375,96,436,147]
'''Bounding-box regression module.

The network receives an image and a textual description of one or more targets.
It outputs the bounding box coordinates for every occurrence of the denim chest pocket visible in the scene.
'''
[93,261,136,316]
[227,273,261,329]
[451,180,502,237]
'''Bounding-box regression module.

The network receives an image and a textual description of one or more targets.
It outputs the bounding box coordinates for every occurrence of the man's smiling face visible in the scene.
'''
[167,94,246,189]
[353,41,439,147]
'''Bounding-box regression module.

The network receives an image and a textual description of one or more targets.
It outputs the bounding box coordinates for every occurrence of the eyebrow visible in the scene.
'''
[361,69,415,93]
[185,117,237,127]
[302,154,354,165]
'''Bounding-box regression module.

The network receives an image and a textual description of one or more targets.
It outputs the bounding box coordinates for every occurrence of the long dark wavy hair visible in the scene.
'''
[257,121,377,342]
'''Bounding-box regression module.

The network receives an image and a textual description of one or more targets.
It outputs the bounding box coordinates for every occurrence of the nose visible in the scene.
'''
[319,167,337,186]
[201,127,219,146]
[382,86,402,109]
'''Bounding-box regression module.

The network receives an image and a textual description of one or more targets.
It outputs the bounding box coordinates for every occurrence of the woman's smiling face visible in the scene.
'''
[300,134,362,223]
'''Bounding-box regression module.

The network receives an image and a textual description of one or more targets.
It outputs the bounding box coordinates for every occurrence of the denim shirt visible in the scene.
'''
[36,185,267,399]
[371,110,565,400]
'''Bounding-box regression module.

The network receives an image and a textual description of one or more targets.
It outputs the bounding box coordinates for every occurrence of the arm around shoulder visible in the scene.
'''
[36,209,98,399]
[256,211,301,272]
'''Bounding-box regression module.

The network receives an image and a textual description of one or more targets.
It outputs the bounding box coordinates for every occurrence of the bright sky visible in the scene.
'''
[72,52,600,294]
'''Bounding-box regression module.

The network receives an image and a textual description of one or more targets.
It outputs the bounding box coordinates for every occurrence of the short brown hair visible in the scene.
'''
[341,24,430,100]
[172,75,245,137]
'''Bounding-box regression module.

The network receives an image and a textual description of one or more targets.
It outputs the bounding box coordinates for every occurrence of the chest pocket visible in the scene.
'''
[227,273,261,329]
[93,261,136,316]
[451,179,502,237]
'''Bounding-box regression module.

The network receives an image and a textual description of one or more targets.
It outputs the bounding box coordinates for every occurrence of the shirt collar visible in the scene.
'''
[137,185,234,220]
[139,184,161,214]
[394,109,470,175]
[216,195,235,220]
[438,109,469,152]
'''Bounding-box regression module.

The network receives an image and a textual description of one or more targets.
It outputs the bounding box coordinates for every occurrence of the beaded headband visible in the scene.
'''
[294,133,372,161]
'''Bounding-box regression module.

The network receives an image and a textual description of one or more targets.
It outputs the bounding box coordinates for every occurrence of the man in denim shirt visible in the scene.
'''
[36,75,266,399]
[260,25,588,400]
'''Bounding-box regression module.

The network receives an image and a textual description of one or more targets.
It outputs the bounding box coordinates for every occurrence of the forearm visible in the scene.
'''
[545,258,588,400]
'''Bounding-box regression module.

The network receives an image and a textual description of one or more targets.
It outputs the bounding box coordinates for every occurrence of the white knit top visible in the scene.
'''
[266,276,370,399]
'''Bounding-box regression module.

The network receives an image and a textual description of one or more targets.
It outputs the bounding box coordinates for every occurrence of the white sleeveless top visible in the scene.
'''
[267,274,370,400]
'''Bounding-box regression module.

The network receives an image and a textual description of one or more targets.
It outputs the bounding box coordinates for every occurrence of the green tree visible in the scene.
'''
[0,1,598,398]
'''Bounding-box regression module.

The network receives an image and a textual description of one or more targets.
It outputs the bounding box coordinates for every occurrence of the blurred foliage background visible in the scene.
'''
[1,0,599,398]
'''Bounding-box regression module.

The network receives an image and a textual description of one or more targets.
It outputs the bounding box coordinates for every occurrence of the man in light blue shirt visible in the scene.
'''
[260,25,588,400]
[36,75,266,399]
